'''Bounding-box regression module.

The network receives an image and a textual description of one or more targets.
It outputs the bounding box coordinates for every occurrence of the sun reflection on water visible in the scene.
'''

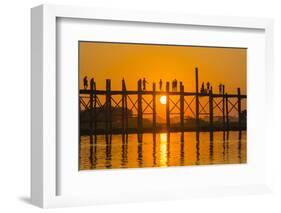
[159,133,168,167]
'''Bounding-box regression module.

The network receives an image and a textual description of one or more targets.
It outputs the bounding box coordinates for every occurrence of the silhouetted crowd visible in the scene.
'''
[200,82,224,94]
[83,76,224,94]
[140,78,179,91]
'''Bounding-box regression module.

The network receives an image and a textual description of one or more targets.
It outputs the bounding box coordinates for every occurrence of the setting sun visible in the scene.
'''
[160,95,167,105]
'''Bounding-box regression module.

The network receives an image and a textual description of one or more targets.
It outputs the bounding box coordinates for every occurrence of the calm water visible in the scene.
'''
[79,131,246,170]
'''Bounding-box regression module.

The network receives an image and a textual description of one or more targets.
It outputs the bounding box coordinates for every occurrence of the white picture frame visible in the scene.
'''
[31,4,274,208]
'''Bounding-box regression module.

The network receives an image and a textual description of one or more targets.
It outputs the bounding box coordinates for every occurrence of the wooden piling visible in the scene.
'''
[166,82,170,131]
[125,91,129,133]
[152,83,156,132]
[237,88,242,131]
[124,84,128,134]
[94,83,97,135]
[209,87,214,132]
[89,78,94,144]
[106,79,112,134]
[138,79,143,134]
[180,82,184,133]
[195,68,200,132]
[222,85,225,131]
[225,93,229,131]
[122,79,127,136]
[122,80,125,135]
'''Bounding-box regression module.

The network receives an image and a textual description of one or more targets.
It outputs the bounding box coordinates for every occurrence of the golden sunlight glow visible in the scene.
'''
[160,133,167,142]
[160,95,167,105]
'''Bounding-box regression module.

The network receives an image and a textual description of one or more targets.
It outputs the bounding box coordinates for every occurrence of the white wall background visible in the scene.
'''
[0,0,280,212]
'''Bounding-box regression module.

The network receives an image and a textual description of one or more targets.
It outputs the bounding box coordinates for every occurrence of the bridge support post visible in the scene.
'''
[237,88,242,131]
[195,67,200,133]
[122,79,127,139]
[137,79,143,136]
[106,79,112,135]
[222,85,225,131]
[209,87,214,132]
[225,93,229,131]
[180,82,184,142]
[152,83,156,132]
[93,81,97,135]
[166,82,170,131]
[89,78,94,144]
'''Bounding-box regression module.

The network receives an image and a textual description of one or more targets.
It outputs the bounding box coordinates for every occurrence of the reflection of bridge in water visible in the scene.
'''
[80,131,245,170]
[79,68,246,143]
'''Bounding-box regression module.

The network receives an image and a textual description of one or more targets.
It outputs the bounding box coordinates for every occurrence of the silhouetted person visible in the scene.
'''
[159,79,163,91]
[122,77,126,89]
[83,76,88,90]
[219,84,223,94]
[206,81,210,94]
[143,78,148,91]
[90,78,94,89]
[201,82,205,94]
[174,79,178,92]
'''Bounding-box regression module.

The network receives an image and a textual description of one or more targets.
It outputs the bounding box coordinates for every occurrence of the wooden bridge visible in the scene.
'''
[79,68,246,137]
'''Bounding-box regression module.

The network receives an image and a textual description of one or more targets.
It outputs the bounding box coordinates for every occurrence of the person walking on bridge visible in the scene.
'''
[219,83,223,94]
[83,76,88,90]
[143,78,149,91]
[159,79,163,91]
[206,81,210,94]
[174,79,178,92]
[201,82,205,94]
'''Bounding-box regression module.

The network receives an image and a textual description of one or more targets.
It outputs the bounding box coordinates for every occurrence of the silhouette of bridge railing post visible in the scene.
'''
[225,93,229,131]
[89,78,94,144]
[222,85,225,131]
[195,67,200,133]
[121,79,128,137]
[106,79,112,134]
[166,82,170,131]
[237,88,242,131]
[209,87,214,133]
[137,79,143,135]
[180,82,185,142]
[180,82,184,133]
[152,83,157,132]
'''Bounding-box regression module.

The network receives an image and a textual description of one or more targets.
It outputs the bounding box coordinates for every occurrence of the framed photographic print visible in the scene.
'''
[31,4,274,208]
[78,42,247,171]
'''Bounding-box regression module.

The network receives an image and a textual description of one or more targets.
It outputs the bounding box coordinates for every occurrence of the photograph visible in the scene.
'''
[79,41,247,170]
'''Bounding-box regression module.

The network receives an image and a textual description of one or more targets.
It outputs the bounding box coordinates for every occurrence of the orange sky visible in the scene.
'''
[79,41,246,94]
[79,41,246,118]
